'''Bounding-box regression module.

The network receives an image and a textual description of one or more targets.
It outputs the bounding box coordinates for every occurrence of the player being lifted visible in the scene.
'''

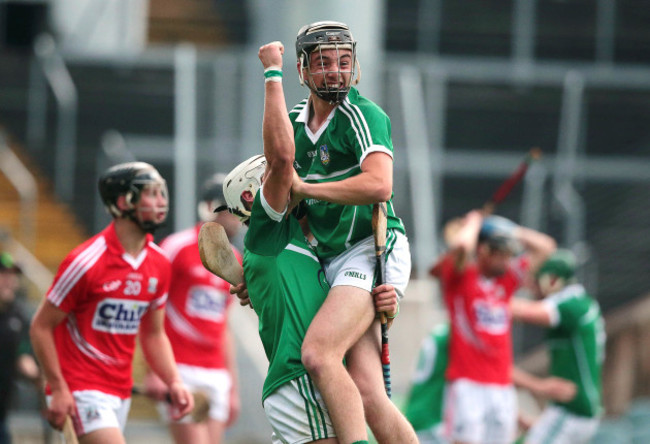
[286,21,417,443]
[220,40,398,443]
[30,162,193,443]
[511,249,604,444]
[430,212,555,444]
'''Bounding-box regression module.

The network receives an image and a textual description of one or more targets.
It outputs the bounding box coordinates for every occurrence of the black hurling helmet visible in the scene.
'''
[198,172,227,222]
[296,20,360,104]
[98,161,168,233]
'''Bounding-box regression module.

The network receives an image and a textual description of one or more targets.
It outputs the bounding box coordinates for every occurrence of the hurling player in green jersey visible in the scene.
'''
[402,323,450,444]
[288,21,417,443]
[219,41,398,444]
[511,250,604,444]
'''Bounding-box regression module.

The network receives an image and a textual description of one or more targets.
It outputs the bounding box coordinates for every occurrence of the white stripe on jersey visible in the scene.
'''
[285,243,320,263]
[49,237,107,306]
[340,98,373,153]
[151,292,168,310]
[159,229,194,263]
[338,105,369,155]
[345,206,358,250]
[149,240,170,259]
[453,298,487,351]
[572,334,600,414]
[302,164,358,182]
[66,315,122,366]
[580,303,600,326]
[359,145,393,166]
[289,99,308,115]
[165,302,211,344]
[544,284,587,327]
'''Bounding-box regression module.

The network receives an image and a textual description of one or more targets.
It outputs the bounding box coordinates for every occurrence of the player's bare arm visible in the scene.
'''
[139,307,194,420]
[512,367,577,403]
[259,40,295,213]
[29,300,76,430]
[224,320,241,426]
[292,151,393,205]
[447,209,483,270]
[511,298,553,326]
[515,226,557,272]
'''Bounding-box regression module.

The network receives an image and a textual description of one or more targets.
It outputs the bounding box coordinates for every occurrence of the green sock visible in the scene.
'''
[351,441,369,444]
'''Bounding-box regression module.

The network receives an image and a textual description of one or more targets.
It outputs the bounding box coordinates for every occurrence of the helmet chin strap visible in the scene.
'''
[124,205,168,234]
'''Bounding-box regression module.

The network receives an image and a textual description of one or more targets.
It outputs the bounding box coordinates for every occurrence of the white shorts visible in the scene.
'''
[444,378,517,444]
[157,364,232,423]
[526,405,600,444]
[262,373,335,444]
[416,423,448,444]
[323,231,411,298]
[48,390,131,436]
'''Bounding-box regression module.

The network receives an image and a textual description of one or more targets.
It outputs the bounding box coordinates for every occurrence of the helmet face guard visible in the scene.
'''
[296,21,360,104]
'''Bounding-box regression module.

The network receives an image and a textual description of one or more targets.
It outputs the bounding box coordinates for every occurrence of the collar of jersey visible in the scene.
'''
[295,98,337,144]
[104,221,152,270]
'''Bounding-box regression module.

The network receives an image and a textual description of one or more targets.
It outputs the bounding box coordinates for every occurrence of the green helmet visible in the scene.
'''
[536,249,577,281]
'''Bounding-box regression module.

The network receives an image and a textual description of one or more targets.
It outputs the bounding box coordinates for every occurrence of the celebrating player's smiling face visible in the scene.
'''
[306,48,353,90]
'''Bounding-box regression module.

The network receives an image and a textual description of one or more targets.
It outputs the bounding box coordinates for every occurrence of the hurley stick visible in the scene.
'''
[372,202,391,398]
[198,222,243,286]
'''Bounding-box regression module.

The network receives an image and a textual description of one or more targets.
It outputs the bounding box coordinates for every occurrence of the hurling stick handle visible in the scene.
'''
[131,386,172,403]
[372,202,392,398]
[63,415,79,444]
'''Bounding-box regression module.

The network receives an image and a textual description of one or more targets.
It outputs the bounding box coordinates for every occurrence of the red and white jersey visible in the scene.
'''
[437,254,529,385]
[159,224,242,369]
[46,222,170,399]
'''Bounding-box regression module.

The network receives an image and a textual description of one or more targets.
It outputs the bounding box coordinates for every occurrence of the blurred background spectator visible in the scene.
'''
[0,252,40,444]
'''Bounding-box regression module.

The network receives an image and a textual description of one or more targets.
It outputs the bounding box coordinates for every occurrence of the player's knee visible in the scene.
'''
[301,343,325,378]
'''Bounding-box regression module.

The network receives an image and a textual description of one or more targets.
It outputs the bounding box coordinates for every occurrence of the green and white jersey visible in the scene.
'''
[403,323,450,431]
[542,284,605,417]
[244,190,330,402]
[290,87,406,259]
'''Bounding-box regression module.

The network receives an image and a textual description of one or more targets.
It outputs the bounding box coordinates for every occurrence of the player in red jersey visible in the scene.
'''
[144,173,242,444]
[30,162,194,444]
[430,211,555,444]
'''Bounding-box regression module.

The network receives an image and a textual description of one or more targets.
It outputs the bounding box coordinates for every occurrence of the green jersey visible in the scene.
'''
[244,192,330,401]
[403,323,449,431]
[543,284,605,417]
[290,87,406,259]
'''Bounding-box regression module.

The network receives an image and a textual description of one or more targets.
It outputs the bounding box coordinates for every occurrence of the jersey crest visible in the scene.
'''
[319,144,330,165]
[147,277,159,293]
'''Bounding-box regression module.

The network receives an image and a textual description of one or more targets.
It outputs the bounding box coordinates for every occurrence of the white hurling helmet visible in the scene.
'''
[219,155,267,223]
